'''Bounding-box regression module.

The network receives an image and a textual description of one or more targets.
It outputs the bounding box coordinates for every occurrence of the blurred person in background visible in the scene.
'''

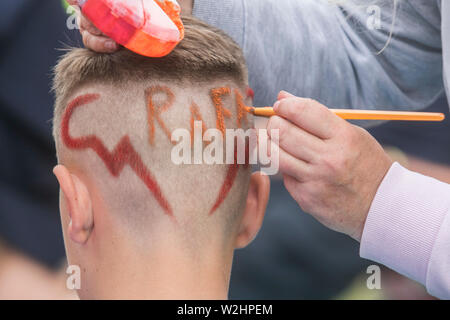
[0,0,78,299]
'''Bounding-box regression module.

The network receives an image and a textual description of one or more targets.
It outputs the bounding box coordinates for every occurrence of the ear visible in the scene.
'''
[235,172,270,249]
[53,165,94,245]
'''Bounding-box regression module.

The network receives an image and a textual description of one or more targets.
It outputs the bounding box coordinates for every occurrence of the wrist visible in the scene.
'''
[384,146,409,168]
[355,155,394,242]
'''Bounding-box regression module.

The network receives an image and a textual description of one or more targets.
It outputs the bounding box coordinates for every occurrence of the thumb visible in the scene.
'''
[277,91,296,101]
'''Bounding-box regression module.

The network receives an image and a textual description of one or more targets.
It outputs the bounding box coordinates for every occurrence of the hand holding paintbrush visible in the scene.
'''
[256,91,445,243]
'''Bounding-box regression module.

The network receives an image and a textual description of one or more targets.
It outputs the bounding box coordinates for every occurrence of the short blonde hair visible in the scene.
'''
[53,16,248,122]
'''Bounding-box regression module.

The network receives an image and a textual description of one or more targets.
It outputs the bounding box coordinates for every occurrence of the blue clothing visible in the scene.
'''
[0,0,81,268]
[193,0,447,115]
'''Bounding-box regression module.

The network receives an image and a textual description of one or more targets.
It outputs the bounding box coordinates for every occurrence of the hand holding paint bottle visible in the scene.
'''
[67,0,193,56]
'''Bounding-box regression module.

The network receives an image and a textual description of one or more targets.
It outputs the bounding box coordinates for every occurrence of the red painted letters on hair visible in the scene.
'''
[210,87,232,136]
[146,86,175,146]
[61,93,173,218]
[235,89,248,128]
[62,88,253,219]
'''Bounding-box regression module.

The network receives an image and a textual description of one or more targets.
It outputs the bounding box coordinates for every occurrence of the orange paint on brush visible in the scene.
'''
[210,87,232,136]
[62,93,173,218]
[146,85,175,145]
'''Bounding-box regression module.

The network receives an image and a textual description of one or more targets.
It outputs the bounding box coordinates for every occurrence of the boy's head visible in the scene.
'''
[52,16,269,299]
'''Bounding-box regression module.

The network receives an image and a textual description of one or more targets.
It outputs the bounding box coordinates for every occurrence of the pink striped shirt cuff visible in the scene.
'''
[360,162,450,288]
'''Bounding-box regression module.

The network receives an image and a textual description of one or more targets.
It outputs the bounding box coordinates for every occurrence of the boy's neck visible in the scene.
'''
[84,241,232,300]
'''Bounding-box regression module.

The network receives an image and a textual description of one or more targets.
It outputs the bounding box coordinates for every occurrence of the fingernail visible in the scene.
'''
[273,101,281,111]
[105,41,117,50]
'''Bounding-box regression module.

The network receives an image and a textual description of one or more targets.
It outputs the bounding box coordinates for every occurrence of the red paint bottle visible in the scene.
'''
[77,0,184,57]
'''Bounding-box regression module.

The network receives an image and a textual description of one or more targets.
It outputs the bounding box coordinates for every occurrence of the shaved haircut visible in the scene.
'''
[52,16,253,245]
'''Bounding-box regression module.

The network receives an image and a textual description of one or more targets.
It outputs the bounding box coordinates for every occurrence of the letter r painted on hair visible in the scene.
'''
[146,85,176,146]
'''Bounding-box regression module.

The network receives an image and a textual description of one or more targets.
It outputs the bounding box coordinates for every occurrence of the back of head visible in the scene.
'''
[52,16,253,252]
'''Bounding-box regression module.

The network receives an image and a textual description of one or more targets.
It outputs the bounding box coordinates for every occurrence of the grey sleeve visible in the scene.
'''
[193,0,444,112]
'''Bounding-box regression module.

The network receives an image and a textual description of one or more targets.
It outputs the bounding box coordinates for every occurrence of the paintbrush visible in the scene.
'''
[246,106,446,122]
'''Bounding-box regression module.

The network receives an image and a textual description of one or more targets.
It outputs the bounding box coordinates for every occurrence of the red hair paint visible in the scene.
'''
[61,93,173,218]
[146,85,175,146]
[62,88,252,219]
[209,141,250,215]
[210,87,232,136]
[246,87,255,100]
[190,98,245,215]
[208,88,252,215]
[235,89,248,128]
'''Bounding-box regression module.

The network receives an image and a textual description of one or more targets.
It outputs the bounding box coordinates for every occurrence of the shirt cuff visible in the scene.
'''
[192,0,246,48]
[360,162,449,284]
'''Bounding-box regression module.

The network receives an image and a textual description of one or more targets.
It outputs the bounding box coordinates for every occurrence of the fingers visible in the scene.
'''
[81,30,119,53]
[273,144,311,182]
[277,90,295,101]
[274,96,344,140]
[80,14,103,36]
[67,0,78,5]
[267,115,325,163]
[75,8,119,53]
